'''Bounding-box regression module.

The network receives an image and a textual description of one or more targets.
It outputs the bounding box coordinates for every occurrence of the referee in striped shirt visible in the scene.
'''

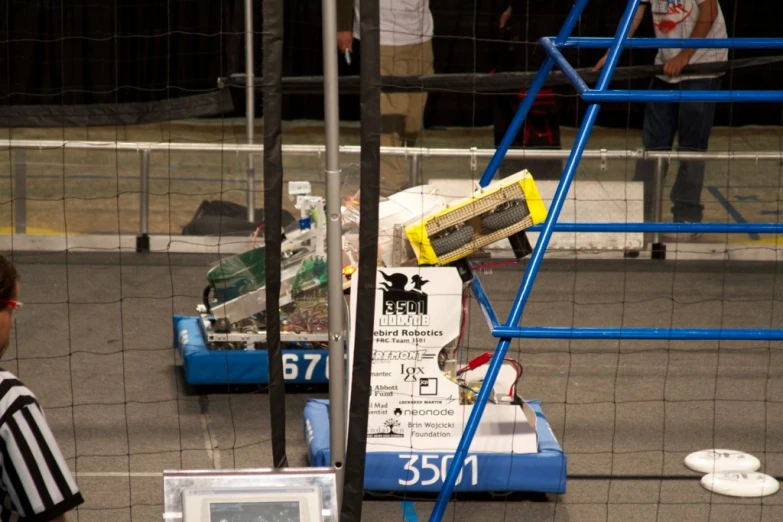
[0,255,84,521]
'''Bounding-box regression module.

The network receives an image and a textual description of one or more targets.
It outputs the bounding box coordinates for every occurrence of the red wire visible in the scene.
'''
[504,357,522,396]
[456,259,521,358]
[470,259,519,271]
[450,264,523,396]
[456,352,522,397]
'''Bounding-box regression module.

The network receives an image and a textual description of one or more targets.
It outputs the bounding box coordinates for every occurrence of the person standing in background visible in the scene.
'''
[594,0,728,237]
[493,1,569,180]
[337,0,434,193]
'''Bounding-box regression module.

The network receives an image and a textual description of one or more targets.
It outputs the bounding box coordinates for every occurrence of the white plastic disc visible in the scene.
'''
[684,449,761,474]
[701,472,780,498]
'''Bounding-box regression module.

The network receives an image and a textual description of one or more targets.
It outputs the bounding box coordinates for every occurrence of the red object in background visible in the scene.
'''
[517,88,556,146]
[517,88,556,108]
[488,68,558,148]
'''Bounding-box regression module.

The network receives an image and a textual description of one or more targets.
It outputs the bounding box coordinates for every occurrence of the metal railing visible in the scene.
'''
[4,138,783,244]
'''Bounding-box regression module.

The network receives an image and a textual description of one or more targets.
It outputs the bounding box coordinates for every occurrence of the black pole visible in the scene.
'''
[262,0,289,468]
[340,0,381,519]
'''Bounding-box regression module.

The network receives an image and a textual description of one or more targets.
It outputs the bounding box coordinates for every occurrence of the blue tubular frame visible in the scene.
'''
[539,38,588,95]
[430,1,783,520]
[564,37,783,49]
[493,327,783,341]
[584,90,783,102]
[471,276,499,330]
[528,222,783,233]
[542,36,783,103]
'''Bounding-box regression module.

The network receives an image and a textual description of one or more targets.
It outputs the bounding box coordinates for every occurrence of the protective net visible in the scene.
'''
[1,0,783,521]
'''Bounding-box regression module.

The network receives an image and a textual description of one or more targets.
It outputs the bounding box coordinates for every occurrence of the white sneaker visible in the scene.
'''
[662,221,702,242]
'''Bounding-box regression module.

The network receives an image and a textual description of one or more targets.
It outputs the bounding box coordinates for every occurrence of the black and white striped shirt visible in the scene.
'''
[0,370,83,521]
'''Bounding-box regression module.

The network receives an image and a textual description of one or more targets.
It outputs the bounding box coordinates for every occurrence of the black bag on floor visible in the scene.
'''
[182,200,296,236]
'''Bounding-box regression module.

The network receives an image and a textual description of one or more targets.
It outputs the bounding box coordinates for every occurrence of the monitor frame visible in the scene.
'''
[182,485,323,522]
[163,468,338,522]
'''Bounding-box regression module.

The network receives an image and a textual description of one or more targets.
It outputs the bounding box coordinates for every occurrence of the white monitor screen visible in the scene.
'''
[182,486,322,522]
[209,500,301,522]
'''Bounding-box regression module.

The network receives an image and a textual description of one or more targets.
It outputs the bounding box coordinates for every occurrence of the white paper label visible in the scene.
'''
[347,267,539,455]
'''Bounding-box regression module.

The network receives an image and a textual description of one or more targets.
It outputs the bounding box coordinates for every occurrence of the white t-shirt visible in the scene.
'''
[642,0,728,83]
[352,0,433,47]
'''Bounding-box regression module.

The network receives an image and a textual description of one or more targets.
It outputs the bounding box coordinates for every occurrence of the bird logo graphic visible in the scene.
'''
[379,271,409,291]
[410,274,430,292]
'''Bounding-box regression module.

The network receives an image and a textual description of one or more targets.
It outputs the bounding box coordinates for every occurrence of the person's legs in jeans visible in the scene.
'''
[670,77,721,223]
[633,77,679,222]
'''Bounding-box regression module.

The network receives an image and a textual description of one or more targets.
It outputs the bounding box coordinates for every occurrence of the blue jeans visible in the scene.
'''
[634,76,722,223]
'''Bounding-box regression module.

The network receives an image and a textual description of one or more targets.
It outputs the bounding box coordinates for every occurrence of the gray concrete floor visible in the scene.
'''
[2,118,783,520]
[6,251,783,521]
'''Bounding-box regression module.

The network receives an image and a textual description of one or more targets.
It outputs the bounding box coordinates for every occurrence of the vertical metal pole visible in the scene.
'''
[409,154,420,187]
[430,0,642,519]
[140,150,150,235]
[651,156,664,244]
[245,0,256,222]
[13,149,26,234]
[321,0,345,509]
[138,149,151,252]
[137,149,151,252]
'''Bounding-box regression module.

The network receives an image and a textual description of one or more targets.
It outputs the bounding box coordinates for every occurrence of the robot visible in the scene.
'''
[196,172,545,363]
[197,182,331,349]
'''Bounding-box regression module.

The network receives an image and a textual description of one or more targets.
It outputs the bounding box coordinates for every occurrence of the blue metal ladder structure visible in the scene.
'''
[430,0,783,519]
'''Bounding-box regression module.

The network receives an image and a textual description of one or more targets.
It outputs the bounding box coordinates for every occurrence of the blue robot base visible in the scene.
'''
[173,314,332,386]
[303,398,567,494]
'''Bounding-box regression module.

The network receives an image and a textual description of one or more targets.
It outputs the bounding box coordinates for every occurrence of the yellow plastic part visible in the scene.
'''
[0,226,74,235]
[405,170,547,266]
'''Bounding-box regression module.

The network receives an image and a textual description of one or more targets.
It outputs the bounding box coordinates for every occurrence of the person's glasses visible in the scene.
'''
[0,299,22,312]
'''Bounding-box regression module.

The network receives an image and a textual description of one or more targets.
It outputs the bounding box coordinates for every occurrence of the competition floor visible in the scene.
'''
[8,251,783,521]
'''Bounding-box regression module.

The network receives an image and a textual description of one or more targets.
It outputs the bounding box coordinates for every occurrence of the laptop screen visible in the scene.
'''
[209,500,302,522]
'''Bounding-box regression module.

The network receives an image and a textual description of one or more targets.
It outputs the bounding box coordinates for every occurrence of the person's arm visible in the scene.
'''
[663,0,720,76]
[500,6,512,29]
[337,0,355,52]
[0,400,84,521]
[593,3,648,71]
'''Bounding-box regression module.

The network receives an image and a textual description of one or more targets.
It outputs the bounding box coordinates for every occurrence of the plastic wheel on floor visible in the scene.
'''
[431,225,474,257]
[482,200,530,232]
